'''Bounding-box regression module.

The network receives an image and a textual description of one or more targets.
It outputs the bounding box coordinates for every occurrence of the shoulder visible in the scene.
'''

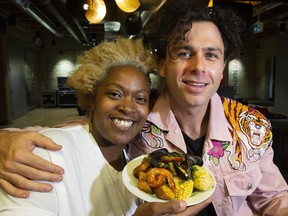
[221,97,269,123]
[40,125,90,142]
[35,125,94,162]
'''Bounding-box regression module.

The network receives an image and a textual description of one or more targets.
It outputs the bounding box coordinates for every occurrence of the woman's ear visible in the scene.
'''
[88,96,95,117]
[157,58,165,77]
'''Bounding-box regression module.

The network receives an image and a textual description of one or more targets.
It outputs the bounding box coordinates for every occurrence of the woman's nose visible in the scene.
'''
[117,99,136,113]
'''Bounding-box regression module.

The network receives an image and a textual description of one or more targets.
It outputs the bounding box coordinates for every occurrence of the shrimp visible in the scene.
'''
[146,168,173,188]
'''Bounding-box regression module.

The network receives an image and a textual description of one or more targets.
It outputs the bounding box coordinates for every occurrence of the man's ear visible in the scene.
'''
[221,61,226,80]
[157,58,165,77]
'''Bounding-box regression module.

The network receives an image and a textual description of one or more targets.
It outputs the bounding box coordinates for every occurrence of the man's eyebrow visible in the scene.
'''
[171,44,224,55]
[205,47,223,55]
[172,44,193,50]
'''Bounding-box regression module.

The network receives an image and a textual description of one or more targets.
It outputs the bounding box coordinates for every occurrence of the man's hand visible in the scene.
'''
[133,196,212,216]
[0,130,64,198]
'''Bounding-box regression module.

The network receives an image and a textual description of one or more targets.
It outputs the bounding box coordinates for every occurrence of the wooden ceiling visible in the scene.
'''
[0,0,287,44]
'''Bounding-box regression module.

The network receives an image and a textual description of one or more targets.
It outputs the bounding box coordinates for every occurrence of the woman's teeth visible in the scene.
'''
[112,118,133,128]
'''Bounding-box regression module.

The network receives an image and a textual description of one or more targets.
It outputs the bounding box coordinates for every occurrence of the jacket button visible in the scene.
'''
[246,183,252,190]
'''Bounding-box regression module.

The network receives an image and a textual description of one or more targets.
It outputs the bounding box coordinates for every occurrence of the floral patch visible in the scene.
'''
[207,140,229,165]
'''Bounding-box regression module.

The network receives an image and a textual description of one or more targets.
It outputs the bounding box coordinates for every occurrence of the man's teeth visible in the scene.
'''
[112,119,133,127]
[185,81,206,86]
[190,83,205,86]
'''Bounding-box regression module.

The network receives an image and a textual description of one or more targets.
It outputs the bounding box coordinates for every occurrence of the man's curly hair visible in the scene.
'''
[143,0,246,62]
[67,37,155,115]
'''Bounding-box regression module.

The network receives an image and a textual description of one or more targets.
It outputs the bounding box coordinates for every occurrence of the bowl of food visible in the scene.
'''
[122,148,216,206]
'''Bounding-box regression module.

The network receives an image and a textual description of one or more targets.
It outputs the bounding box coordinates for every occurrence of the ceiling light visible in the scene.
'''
[115,0,140,13]
[83,3,89,10]
[85,0,106,24]
[208,0,213,7]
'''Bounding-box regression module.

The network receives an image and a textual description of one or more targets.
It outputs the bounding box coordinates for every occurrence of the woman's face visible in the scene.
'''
[91,65,150,147]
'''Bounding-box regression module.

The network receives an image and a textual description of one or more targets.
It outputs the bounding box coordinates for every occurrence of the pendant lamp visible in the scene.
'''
[208,0,213,7]
[85,0,106,24]
[115,0,140,13]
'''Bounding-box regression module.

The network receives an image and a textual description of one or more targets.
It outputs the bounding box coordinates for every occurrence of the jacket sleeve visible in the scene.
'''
[247,145,288,215]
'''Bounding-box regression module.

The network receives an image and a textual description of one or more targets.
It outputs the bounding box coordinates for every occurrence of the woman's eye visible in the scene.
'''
[136,96,148,104]
[107,91,121,99]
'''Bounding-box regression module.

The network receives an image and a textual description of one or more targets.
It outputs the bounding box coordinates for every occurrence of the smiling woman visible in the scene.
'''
[89,65,151,162]
[0,37,159,215]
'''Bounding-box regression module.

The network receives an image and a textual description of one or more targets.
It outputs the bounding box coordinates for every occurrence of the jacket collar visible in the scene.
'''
[147,89,233,142]
[147,88,179,132]
[208,94,233,142]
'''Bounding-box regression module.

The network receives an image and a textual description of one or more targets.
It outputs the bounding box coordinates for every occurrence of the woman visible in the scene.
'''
[0,37,190,215]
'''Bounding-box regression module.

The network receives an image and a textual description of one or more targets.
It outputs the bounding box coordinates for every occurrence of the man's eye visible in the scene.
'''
[206,53,218,59]
[170,50,191,59]
[177,52,191,59]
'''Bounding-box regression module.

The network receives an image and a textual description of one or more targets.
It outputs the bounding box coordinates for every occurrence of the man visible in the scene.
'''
[127,0,288,215]
[1,0,288,215]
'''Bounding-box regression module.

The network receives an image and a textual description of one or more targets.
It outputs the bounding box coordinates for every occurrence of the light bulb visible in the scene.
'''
[115,0,140,13]
[85,0,106,24]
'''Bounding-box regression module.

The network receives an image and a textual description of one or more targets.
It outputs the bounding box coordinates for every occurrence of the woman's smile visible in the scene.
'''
[111,118,134,130]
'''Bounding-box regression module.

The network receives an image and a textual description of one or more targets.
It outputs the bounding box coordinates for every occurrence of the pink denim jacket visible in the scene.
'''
[128,90,288,216]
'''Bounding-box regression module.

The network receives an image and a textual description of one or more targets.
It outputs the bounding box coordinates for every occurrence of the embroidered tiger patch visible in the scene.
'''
[222,97,272,171]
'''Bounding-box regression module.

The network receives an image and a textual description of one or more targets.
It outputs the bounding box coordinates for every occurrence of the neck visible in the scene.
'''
[91,129,126,171]
[99,144,126,171]
[172,104,210,140]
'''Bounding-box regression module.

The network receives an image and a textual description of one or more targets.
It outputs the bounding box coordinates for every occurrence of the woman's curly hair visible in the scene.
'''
[143,0,246,62]
[67,37,155,115]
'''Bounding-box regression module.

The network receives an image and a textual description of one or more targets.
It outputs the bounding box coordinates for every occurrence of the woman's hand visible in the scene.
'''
[0,130,64,198]
[133,196,212,216]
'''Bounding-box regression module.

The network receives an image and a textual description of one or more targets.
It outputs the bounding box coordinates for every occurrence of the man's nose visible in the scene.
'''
[187,54,206,73]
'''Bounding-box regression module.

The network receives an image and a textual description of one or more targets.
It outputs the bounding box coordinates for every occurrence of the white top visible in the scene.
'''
[0,125,139,216]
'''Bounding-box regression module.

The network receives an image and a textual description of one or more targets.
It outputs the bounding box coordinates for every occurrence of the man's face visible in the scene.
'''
[159,21,226,110]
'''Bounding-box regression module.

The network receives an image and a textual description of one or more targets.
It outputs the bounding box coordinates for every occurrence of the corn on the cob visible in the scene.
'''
[173,177,194,200]
[192,165,214,191]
